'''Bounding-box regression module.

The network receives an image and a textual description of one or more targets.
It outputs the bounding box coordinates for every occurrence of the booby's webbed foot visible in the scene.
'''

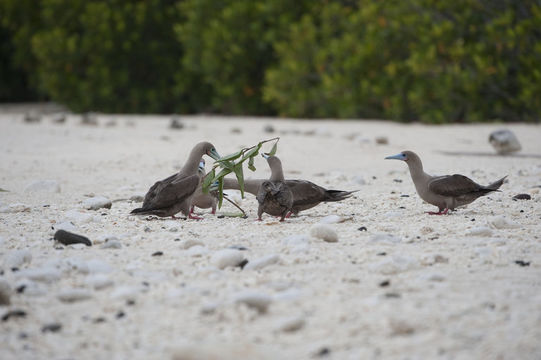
[189,214,203,220]
[426,208,449,215]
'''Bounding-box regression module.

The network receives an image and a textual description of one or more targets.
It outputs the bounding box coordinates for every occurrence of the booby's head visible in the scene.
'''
[262,180,282,195]
[262,154,282,167]
[385,150,418,162]
[199,142,220,160]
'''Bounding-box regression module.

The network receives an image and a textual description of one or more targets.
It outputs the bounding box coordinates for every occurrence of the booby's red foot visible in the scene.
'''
[285,212,292,218]
[426,208,449,215]
[211,209,216,215]
[189,214,203,220]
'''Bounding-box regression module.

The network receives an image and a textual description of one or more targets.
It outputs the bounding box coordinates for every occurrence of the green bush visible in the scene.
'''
[176,0,314,114]
[264,0,541,122]
[31,0,183,113]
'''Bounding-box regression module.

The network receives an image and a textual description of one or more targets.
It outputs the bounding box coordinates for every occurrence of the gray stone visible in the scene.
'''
[57,288,93,303]
[211,249,246,269]
[234,291,272,313]
[489,129,521,154]
[83,196,112,210]
[244,254,280,271]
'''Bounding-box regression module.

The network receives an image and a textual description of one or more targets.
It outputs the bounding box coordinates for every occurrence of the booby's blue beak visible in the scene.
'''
[209,148,221,160]
[262,153,270,159]
[385,153,407,161]
[198,160,205,170]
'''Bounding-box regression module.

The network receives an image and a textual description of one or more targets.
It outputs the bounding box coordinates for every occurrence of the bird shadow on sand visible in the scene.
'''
[438,151,541,159]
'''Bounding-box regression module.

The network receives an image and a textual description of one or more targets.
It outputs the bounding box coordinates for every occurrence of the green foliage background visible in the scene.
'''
[1,0,540,122]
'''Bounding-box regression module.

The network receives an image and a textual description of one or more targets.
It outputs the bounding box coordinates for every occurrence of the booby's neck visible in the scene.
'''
[182,144,206,174]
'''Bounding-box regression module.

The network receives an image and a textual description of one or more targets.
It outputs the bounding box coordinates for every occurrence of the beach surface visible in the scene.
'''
[1,113,540,359]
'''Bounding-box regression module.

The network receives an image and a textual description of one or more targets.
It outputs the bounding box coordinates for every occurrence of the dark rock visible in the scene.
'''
[41,323,62,333]
[512,194,531,201]
[385,292,401,298]
[400,194,409,197]
[377,252,387,256]
[238,259,249,269]
[151,251,163,257]
[515,260,530,267]
[93,317,106,323]
[316,347,331,357]
[358,226,367,232]
[16,285,26,294]
[2,310,27,322]
[116,311,125,319]
[379,280,390,287]
[169,118,184,130]
[54,230,91,247]
[228,245,249,251]
[393,179,403,183]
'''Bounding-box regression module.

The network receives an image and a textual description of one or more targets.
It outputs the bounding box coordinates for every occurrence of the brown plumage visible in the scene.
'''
[256,180,294,221]
[131,142,220,219]
[385,150,507,215]
[190,159,218,216]
[223,155,356,216]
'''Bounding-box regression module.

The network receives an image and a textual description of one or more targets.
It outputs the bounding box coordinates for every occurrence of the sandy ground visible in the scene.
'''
[0,113,540,360]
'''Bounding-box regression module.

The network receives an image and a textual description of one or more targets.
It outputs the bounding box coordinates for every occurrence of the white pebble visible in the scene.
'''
[319,215,345,224]
[57,288,93,303]
[82,196,112,210]
[3,249,32,269]
[370,255,420,275]
[310,224,338,243]
[489,216,520,229]
[489,129,521,154]
[244,254,280,271]
[18,267,62,283]
[24,180,61,193]
[467,227,493,237]
[234,291,272,313]
[211,249,245,269]
[101,239,122,249]
[370,233,401,243]
[180,239,204,249]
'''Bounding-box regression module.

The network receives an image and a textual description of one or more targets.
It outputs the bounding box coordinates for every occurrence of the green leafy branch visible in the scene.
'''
[202,137,279,208]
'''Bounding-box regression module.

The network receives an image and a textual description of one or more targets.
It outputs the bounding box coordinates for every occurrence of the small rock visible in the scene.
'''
[0,203,31,213]
[51,113,66,124]
[24,180,61,193]
[512,193,531,201]
[230,127,242,134]
[24,112,41,123]
[0,279,11,305]
[3,249,32,269]
[515,260,530,267]
[389,319,415,336]
[263,124,275,133]
[54,230,92,246]
[370,233,401,243]
[234,291,272,313]
[488,216,519,229]
[489,129,521,154]
[358,226,367,231]
[375,136,389,145]
[169,117,184,130]
[310,224,338,243]
[467,227,493,237]
[420,226,433,235]
[83,196,112,210]
[276,316,305,332]
[81,113,98,126]
[152,251,163,257]
[42,323,62,333]
[211,249,246,269]
[57,288,93,303]
[228,245,249,251]
[244,254,280,271]
[379,280,390,287]
[1,310,26,322]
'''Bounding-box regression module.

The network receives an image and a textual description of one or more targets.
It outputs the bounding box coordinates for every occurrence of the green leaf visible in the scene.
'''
[268,141,278,156]
[216,159,236,170]
[217,149,243,162]
[233,162,244,198]
[240,143,262,162]
[248,156,256,171]
[201,168,215,194]
[217,177,224,209]
[213,167,232,182]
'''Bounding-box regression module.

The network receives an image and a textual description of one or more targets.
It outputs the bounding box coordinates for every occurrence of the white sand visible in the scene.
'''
[1,114,540,359]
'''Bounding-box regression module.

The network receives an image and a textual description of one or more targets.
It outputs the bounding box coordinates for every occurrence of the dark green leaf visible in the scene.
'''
[248,156,256,171]
[217,150,243,162]
[217,177,224,209]
[201,168,215,194]
[233,162,245,198]
[268,141,278,156]
[240,143,262,162]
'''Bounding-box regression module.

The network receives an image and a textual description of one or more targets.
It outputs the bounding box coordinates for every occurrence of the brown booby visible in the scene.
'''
[385,150,507,215]
[256,155,293,221]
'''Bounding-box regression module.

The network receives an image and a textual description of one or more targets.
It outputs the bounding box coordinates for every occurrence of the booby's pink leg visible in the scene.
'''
[189,213,203,220]
[426,208,449,215]
[285,212,292,218]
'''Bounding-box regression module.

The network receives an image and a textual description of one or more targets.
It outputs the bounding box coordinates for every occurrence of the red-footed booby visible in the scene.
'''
[385,150,507,215]
[256,155,293,221]
[131,142,220,219]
